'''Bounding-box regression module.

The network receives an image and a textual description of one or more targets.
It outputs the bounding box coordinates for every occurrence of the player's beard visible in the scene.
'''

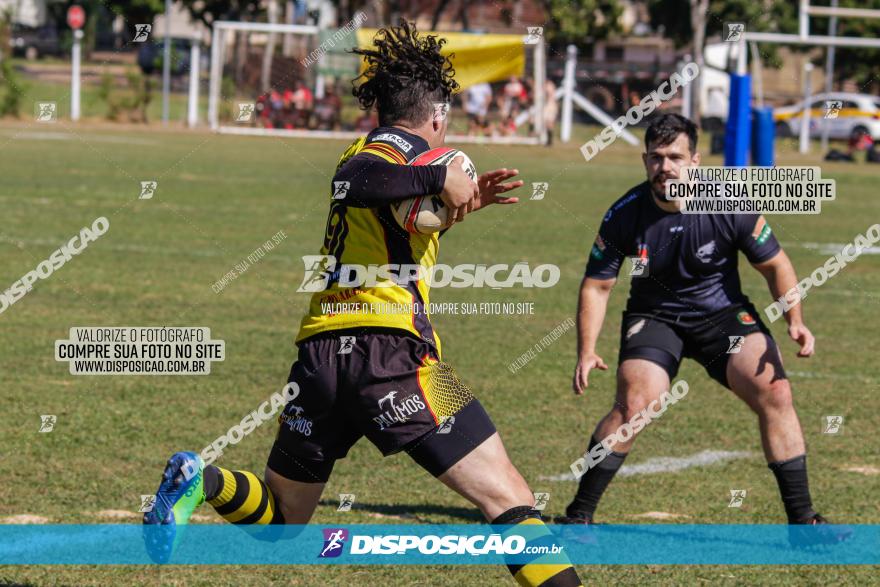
[649,172,683,211]
[649,173,671,201]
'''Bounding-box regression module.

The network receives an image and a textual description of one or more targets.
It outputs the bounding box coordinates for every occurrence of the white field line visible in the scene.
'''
[798,242,880,255]
[540,450,754,482]
[788,370,876,382]
[0,130,159,145]
[0,234,228,258]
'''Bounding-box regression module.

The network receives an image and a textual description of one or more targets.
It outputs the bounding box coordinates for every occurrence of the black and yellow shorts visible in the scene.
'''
[267,328,496,483]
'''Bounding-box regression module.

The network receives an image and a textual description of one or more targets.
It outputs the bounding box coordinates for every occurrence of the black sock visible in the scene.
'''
[203,464,222,501]
[566,436,627,519]
[768,454,815,523]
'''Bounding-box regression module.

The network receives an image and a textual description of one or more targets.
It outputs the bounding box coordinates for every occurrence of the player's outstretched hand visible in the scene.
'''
[788,322,815,357]
[474,168,523,211]
[573,354,608,395]
[440,156,478,224]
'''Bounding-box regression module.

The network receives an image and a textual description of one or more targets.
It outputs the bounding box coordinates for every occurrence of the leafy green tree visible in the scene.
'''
[539,0,623,47]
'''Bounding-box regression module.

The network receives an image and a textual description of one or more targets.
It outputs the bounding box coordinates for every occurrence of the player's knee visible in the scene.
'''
[757,379,794,413]
[617,392,657,423]
[275,497,312,524]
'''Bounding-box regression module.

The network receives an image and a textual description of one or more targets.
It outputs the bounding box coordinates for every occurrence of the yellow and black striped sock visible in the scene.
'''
[493,506,582,587]
[205,466,284,525]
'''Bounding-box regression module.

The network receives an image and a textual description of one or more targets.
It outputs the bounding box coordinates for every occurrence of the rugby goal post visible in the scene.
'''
[207,20,547,145]
[726,0,880,162]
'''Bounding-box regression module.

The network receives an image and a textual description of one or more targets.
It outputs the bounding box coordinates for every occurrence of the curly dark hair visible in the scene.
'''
[351,20,459,127]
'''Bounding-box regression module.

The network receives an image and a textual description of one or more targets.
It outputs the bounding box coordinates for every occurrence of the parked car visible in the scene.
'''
[774,92,880,140]
[138,38,198,76]
[10,24,62,59]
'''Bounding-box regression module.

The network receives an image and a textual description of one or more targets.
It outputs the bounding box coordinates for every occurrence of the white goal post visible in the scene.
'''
[207,20,547,145]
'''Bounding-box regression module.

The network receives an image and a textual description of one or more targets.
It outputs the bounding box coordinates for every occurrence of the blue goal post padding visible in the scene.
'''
[752,106,775,167]
[724,73,752,166]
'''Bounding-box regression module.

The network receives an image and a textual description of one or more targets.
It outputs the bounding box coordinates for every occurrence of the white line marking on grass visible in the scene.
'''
[1,131,158,145]
[788,370,876,382]
[799,242,880,255]
[0,235,228,258]
[540,450,754,482]
[628,511,692,520]
[0,514,49,524]
[843,465,880,476]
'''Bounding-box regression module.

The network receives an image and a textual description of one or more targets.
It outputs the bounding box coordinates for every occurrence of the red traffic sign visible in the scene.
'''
[67,5,85,30]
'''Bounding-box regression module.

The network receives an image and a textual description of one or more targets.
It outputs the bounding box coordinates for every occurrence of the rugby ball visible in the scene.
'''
[391,147,478,234]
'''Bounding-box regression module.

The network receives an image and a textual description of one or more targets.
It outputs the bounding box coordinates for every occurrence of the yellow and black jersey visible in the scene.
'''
[296,127,447,356]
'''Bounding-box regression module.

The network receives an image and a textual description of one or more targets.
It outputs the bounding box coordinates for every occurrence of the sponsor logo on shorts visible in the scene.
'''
[319,528,349,558]
[373,391,426,430]
[736,311,756,325]
[280,403,313,437]
[626,319,646,340]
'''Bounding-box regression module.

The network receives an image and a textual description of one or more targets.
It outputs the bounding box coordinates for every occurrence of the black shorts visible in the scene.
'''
[267,328,496,483]
[618,303,783,388]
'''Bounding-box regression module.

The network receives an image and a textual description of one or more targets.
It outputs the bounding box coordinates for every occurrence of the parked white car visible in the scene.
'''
[774,92,880,140]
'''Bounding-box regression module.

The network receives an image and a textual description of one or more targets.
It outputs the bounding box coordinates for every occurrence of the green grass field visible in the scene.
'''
[0,120,878,585]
